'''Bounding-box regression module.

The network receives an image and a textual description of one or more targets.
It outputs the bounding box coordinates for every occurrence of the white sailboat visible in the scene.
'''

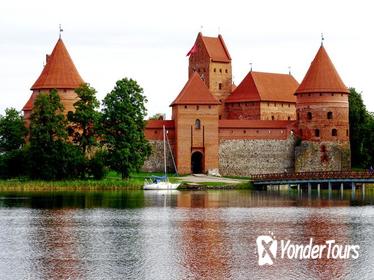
[143,125,180,190]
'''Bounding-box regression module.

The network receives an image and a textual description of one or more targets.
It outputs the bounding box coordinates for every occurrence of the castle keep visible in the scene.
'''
[24,33,351,176]
[143,33,351,175]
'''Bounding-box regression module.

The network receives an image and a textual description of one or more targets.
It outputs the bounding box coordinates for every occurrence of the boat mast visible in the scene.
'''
[163,125,167,176]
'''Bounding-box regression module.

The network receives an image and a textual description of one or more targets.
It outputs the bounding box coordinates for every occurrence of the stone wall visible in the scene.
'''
[295,141,351,172]
[141,140,176,173]
[219,136,295,176]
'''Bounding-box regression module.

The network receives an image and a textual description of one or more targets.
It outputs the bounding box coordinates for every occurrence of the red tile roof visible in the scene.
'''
[170,72,220,106]
[199,33,231,62]
[31,39,84,90]
[146,120,175,129]
[219,119,294,129]
[296,45,348,94]
[225,71,299,103]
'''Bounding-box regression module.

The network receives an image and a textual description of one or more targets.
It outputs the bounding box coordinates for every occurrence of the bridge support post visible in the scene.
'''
[328,181,332,200]
[317,183,320,198]
[308,182,311,199]
[340,183,344,200]
[351,182,356,200]
[297,184,300,196]
[362,183,365,200]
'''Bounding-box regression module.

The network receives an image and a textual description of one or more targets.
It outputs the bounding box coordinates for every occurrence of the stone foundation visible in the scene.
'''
[141,140,176,173]
[295,141,351,172]
[219,137,295,176]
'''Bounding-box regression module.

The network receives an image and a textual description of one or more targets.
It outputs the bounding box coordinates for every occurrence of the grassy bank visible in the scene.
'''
[0,172,251,192]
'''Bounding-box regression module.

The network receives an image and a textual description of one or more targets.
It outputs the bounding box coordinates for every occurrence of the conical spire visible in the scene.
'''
[31,39,84,90]
[170,72,220,106]
[296,45,348,94]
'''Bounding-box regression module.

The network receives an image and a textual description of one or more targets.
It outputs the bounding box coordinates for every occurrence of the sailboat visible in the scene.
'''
[143,125,181,190]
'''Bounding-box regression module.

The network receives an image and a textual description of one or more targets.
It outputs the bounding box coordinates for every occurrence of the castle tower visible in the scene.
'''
[295,44,350,171]
[23,38,84,126]
[187,32,232,118]
[171,72,220,174]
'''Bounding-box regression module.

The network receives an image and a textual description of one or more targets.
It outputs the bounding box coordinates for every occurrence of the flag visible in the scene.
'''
[186,43,198,56]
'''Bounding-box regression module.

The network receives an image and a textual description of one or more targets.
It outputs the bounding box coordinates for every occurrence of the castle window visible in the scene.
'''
[243,130,246,134]
[214,68,216,72]
[315,129,320,137]
[196,105,199,110]
[320,93,323,96]
[327,112,333,119]
[331,93,335,96]
[307,112,312,120]
[225,69,228,73]
[274,102,276,107]
[288,104,290,107]
[219,69,222,73]
[154,130,157,134]
[332,129,337,136]
[208,105,211,109]
[271,116,275,120]
[281,103,284,107]
[219,115,222,120]
[267,102,270,107]
[288,116,291,120]
[64,89,67,93]
[219,83,222,90]
[184,105,187,109]
[195,119,201,129]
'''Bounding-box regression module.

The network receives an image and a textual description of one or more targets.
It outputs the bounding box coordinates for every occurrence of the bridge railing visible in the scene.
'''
[251,171,374,182]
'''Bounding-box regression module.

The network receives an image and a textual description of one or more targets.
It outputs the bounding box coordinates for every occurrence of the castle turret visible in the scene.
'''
[171,72,220,174]
[187,32,232,118]
[23,38,84,126]
[295,44,350,171]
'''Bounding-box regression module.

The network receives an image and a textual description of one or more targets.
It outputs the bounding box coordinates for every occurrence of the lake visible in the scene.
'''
[0,189,373,280]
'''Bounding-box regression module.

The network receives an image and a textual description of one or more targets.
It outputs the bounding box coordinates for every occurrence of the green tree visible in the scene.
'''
[349,88,373,168]
[101,78,151,179]
[0,108,27,152]
[67,83,100,155]
[0,108,28,178]
[28,89,83,179]
[149,113,165,120]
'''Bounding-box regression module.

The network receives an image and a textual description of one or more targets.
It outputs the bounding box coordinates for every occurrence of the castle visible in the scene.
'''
[23,33,351,176]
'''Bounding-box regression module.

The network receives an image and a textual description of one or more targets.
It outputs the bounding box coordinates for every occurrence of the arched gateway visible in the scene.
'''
[191,152,203,174]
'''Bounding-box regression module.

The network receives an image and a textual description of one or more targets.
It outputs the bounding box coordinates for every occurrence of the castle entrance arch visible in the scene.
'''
[191,151,203,174]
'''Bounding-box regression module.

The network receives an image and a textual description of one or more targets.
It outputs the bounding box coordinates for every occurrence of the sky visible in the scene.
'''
[1,0,373,118]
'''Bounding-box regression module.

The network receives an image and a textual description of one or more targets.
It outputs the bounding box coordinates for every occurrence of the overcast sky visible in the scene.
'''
[1,0,373,118]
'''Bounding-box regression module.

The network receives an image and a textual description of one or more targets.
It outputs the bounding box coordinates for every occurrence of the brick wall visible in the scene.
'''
[219,136,296,176]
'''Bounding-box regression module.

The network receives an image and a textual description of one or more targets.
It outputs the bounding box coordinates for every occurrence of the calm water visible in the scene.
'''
[0,189,374,280]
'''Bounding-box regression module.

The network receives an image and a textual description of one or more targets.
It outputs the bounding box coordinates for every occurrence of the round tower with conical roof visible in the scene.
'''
[295,44,351,171]
[23,38,84,127]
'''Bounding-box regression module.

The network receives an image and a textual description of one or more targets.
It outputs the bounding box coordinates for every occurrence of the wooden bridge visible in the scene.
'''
[251,171,374,186]
[251,171,374,199]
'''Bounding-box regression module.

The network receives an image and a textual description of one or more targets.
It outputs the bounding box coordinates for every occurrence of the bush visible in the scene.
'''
[88,150,108,180]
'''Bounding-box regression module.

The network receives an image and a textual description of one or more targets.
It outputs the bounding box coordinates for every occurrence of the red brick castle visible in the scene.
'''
[24,33,351,176]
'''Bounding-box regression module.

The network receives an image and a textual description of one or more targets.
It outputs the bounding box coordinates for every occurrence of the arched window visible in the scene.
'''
[307,112,312,120]
[332,129,337,136]
[315,129,320,137]
[195,119,201,129]
[327,112,333,119]
[271,116,275,120]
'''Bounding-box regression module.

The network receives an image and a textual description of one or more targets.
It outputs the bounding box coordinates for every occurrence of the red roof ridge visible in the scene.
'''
[199,32,231,63]
[170,72,220,106]
[296,45,348,94]
[31,38,84,90]
[226,71,298,103]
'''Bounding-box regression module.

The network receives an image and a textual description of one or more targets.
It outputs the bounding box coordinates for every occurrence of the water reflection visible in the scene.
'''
[0,189,373,280]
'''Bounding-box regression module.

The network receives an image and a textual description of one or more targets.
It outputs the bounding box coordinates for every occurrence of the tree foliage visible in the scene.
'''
[349,88,374,168]
[0,108,27,152]
[67,83,100,155]
[28,90,83,179]
[101,78,151,179]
